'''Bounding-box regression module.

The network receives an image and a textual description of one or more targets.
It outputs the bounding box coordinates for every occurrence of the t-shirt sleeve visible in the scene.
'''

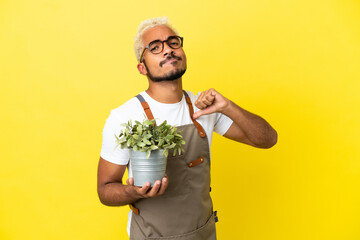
[100,112,130,165]
[213,112,233,136]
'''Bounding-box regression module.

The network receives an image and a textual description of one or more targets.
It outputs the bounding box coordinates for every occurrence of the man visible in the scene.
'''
[97,17,277,239]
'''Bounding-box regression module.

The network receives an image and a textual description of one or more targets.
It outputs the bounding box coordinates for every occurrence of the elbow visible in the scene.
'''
[99,198,117,207]
[99,198,109,206]
[255,129,278,149]
[97,190,110,206]
[98,193,121,207]
[97,187,115,207]
[97,184,128,207]
[263,129,278,149]
[98,193,110,206]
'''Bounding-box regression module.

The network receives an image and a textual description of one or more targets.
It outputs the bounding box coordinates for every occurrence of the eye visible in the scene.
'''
[149,41,162,53]
[170,41,179,46]
[168,38,180,48]
[150,45,159,52]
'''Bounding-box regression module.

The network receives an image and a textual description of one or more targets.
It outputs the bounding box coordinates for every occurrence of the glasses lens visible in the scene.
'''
[148,41,163,54]
[167,36,181,49]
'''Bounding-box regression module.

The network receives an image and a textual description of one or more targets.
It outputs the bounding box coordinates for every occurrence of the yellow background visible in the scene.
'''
[1,0,359,239]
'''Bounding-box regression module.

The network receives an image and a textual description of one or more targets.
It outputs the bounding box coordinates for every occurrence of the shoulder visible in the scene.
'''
[104,95,147,129]
[109,97,142,118]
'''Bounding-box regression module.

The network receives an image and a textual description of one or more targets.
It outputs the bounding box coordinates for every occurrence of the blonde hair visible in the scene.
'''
[134,17,179,62]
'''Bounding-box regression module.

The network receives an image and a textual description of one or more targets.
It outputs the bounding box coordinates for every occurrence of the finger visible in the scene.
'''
[193,105,217,119]
[196,90,215,108]
[138,182,151,195]
[157,176,168,195]
[205,92,215,103]
[195,91,207,107]
[202,96,214,106]
[198,91,206,100]
[147,180,161,197]
[196,101,208,109]
[126,177,134,186]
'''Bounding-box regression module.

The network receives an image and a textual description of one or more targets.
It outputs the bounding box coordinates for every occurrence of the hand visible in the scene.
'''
[193,88,230,119]
[126,175,168,199]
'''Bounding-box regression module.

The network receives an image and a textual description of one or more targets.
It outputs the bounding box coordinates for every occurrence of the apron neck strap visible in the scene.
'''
[183,91,206,138]
[135,92,206,138]
[135,94,155,122]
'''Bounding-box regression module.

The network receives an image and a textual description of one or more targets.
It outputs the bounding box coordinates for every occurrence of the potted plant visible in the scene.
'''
[115,119,185,186]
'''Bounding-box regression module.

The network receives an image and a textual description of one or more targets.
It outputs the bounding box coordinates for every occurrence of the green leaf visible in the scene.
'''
[137,142,146,147]
[150,145,158,150]
[133,134,140,140]
[163,149,169,158]
[118,137,127,144]
[137,125,142,135]
[144,120,153,126]
[143,134,152,139]
[170,128,177,134]
[166,143,176,149]
[165,135,174,141]
[115,134,120,140]
[133,145,138,152]
[146,149,151,158]
[143,139,151,145]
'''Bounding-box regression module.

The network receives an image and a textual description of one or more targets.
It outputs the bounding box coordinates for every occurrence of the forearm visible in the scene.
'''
[98,182,142,206]
[223,100,277,148]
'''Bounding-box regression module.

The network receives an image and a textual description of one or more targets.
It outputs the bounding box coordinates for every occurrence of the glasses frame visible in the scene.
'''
[140,36,183,63]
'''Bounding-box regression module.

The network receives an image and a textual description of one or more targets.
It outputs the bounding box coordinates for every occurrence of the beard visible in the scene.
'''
[147,68,186,82]
[143,59,186,82]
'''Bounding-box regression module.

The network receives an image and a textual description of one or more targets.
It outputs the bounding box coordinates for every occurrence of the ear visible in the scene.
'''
[137,63,147,75]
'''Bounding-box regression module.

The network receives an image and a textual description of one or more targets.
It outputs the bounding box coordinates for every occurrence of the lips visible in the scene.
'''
[166,58,177,64]
[160,55,182,67]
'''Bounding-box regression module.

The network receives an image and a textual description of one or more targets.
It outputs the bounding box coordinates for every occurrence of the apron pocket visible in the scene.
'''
[162,155,191,197]
[145,211,216,240]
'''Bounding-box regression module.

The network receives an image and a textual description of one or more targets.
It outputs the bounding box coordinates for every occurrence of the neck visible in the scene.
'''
[146,78,183,103]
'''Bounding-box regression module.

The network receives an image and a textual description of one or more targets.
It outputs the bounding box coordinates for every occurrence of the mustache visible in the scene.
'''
[160,54,182,67]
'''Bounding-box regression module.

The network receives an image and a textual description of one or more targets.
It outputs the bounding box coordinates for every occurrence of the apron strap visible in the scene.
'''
[129,203,139,215]
[183,91,207,138]
[135,92,206,138]
[135,94,155,121]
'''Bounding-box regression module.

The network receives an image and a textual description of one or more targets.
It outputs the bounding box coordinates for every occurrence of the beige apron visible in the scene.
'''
[129,91,217,240]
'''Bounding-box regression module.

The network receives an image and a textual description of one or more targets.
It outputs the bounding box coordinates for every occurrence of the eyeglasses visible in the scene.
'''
[140,36,183,62]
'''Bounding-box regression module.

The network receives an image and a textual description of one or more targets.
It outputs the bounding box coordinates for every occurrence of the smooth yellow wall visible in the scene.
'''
[1,0,359,239]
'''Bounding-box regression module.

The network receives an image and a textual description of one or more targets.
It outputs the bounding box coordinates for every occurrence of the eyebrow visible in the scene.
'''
[147,35,177,46]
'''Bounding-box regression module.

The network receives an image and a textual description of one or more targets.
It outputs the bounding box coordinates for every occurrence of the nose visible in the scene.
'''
[162,42,173,57]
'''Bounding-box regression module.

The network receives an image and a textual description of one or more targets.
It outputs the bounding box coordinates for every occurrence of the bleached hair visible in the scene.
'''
[134,17,179,63]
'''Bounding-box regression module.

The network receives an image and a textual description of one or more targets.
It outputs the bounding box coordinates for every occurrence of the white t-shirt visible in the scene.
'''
[99,90,233,235]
